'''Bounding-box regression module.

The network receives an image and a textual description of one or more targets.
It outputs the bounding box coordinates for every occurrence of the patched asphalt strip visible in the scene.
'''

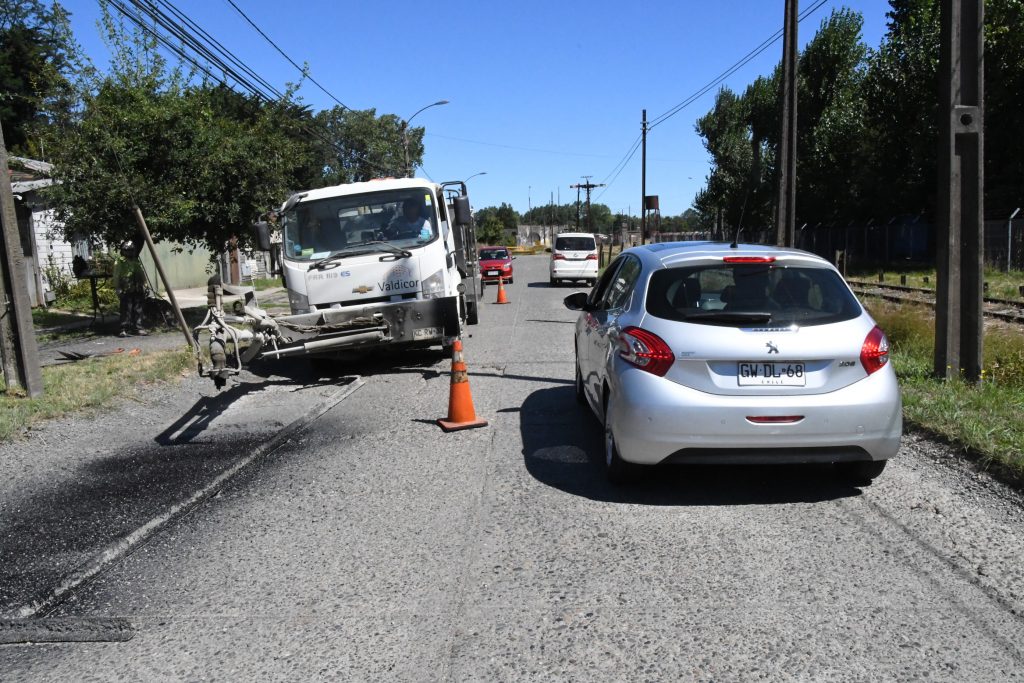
[0,617,135,644]
[9,377,366,621]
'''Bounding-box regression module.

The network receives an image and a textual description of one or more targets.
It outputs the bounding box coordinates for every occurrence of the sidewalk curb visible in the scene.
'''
[7,377,366,620]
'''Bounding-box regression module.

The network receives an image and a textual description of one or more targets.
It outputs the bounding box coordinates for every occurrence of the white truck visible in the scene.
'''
[194,178,481,388]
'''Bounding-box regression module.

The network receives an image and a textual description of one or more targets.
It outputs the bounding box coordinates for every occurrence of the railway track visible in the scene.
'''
[847,279,1024,325]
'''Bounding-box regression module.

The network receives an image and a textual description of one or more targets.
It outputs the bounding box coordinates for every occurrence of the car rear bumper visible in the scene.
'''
[551,261,598,279]
[609,365,902,465]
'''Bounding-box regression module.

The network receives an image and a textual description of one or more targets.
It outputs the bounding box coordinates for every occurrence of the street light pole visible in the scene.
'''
[464,171,487,183]
[402,99,448,178]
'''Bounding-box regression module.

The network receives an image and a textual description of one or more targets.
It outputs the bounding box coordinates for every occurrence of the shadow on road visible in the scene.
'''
[520,385,861,506]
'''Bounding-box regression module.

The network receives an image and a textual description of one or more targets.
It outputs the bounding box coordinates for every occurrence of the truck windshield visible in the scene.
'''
[282,188,438,261]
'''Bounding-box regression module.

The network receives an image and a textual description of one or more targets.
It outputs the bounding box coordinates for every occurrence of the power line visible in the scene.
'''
[648,0,830,130]
[595,136,642,201]
[104,0,399,177]
[222,0,351,111]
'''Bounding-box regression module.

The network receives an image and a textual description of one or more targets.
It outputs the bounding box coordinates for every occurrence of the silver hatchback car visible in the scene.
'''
[564,242,902,485]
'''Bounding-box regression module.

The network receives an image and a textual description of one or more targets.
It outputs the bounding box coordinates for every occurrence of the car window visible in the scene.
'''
[645,263,861,327]
[480,249,508,260]
[555,236,596,251]
[601,255,642,310]
[588,257,625,309]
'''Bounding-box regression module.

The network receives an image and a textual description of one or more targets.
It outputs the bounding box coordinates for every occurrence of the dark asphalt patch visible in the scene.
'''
[0,617,134,644]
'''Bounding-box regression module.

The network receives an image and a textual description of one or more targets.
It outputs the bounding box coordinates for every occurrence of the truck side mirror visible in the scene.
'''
[253,221,271,252]
[453,196,473,226]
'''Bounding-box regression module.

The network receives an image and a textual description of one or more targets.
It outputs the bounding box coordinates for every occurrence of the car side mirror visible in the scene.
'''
[453,196,472,226]
[563,291,591,311]
[511,255,517,260]
[253,221,271,252]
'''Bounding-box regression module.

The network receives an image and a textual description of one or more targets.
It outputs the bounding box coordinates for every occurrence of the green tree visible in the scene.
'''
[797,8,869,222]
[45,12,315,253]
[309,106,422,187]
[0,0,81,155]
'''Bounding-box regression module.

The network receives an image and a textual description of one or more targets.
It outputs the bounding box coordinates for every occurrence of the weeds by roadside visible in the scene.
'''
[851,267,1024,300]
[0,348,193,442]
[867,299,1024,481]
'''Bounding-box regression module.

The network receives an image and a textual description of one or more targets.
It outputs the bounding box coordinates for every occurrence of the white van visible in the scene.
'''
[550,232,599,286]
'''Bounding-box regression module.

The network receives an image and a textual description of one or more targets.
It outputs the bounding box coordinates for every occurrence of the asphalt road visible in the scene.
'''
[3,254,1024,681]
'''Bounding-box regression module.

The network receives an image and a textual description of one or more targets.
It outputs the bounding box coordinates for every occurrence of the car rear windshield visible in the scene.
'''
[555,236,595,251]
[480,249,508,260]
[645,263,862,327]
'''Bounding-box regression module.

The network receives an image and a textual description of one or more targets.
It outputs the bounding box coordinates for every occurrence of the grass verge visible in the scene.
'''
[851,266,1024,300]
[867,298,1024,484]
[0,347,193,442]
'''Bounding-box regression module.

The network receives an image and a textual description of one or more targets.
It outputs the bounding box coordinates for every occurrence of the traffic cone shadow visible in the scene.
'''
[437,339,488,432]
[495,276,510,304]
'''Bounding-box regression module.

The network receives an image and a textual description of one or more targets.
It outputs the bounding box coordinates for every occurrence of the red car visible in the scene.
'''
[479,246,515,284]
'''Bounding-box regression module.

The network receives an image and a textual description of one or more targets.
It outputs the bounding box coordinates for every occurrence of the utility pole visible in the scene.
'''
[935,0,984,381]
[570,177,605,233]
[641,109,648,245]
[0,120,43,396]
[776,0,798,247]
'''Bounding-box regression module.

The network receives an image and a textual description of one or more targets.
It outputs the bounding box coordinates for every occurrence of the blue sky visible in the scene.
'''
[62,0,895,217]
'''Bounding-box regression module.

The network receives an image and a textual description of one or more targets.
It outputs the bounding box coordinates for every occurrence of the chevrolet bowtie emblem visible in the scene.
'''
[352,285,373,294]
[766,341,779,354]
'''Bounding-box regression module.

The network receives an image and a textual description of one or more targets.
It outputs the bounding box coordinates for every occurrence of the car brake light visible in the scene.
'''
[585,254,598,260]
[723,256,776,263]
[860,325,890,375]
[616,327,674,377]
[553,253,566,260]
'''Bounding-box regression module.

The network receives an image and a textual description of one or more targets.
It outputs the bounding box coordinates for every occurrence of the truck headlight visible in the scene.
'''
[422,269,445,299]
[288,289,311,314]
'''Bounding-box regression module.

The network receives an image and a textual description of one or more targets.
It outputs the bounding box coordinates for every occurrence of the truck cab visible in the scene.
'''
[273,178,479,353]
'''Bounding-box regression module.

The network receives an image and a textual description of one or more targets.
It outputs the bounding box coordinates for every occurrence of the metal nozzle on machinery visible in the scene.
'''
[193,275,282,390]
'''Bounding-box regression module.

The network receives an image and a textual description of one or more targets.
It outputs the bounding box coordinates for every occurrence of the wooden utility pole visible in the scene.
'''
[935,0,984,381]
[0,120,43,397]
[132,205,197,352]
[569,178,605,233]
[641,109,647,245]
[776,0,798,247]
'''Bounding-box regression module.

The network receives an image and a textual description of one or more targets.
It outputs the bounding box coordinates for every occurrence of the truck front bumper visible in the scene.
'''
[262,296,461,358]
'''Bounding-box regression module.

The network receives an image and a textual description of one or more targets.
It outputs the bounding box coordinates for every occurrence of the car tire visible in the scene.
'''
[575,355,586,405]
[604,402,638,485]
[507,277,513,285]
[550,276,557,286]
[836,460,887,486]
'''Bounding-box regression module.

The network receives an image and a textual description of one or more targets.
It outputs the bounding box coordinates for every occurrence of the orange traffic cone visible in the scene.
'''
[437,339,488,432]
[494,276,510,304]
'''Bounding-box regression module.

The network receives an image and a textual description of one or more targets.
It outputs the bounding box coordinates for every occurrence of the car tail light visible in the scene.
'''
[553,253,566,260]
[616,327,674,376]
[585,254,598,260]
[723,256,776,263]
[860,325,890,375]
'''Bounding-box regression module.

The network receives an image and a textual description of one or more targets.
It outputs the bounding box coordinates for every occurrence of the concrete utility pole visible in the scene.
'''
[0,120,43,397]
[570,177,605,233]
[775,0,798,247]
[934,0,984,382]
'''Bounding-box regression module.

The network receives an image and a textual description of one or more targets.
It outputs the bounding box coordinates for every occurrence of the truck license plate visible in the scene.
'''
[413,327,442,340]
[737,362,806,386]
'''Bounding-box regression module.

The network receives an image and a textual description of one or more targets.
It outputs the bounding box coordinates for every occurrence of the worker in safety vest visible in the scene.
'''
[112,241,149,337]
